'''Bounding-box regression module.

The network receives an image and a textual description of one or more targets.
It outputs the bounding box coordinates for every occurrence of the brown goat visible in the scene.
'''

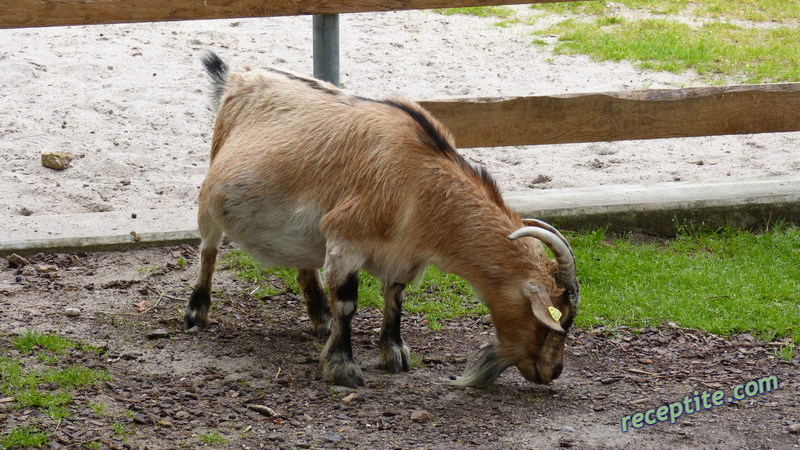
[185,52,579,388]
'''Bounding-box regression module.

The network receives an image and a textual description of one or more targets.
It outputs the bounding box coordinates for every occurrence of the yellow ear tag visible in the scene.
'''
[548,306,562,322]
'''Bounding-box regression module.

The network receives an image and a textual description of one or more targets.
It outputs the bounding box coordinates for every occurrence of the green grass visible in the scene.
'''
[0,425,50,449]
[223,249,486,329]
[1,331,113,447]
[572,225,800,343]
[531,0,800,23]
[223,250,300,297]
[223,224,799,344]
[546,17,800,83]
[12,330,103,357]
[112,422,131,440]
[437,6,516,19]
[198,430,229,445]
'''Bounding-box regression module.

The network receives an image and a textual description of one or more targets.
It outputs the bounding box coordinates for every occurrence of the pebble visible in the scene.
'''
[41,152,74,170]
[341,393,358,404]
[561,426,576,433]
[34,264,58,274]
[147,329,170,340]
[788,423,800,434]
[327,433,342,443]
[7,253,29,267]
[410,410,432,423]
[64,307,81,318]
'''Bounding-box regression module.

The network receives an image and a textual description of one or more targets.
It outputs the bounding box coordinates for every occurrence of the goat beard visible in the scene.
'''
[450,343,514,388]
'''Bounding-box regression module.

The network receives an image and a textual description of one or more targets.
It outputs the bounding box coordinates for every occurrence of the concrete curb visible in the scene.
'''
[508,175,800,235]
[2,175,798,255]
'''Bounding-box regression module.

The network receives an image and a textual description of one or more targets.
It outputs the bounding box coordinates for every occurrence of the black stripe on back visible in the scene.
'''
[266,67,341,96]
[380,99,453,152]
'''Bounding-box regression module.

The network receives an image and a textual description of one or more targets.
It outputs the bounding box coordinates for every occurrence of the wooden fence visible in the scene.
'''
[2,0,799,149]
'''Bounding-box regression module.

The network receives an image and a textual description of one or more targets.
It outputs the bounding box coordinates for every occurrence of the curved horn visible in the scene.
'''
[508,221,579,308]
[522,218,572,257]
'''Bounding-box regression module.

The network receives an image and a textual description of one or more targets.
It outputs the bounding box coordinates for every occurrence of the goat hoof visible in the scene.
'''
[381,343,411,374]
[324,358,365,388]
[183,310,209,330]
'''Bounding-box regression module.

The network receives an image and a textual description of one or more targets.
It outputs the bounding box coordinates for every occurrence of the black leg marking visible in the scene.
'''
[297,269,332,337]
[380,282,410,373]
[184,284,211,329]
[321,273,364,387]
[184,245,218,330]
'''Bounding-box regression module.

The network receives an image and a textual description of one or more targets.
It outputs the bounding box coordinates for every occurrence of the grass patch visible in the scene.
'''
[571,225,800,343]
[437,6,516,19]
[0,424,50,449]
[1,331,113,446]
[223,224,798,344]
[12,330,103,357]
[531,0,800,23]
[546,17,800,83]
[223,249,300,297]
[198,430,229,445]
[223,249,487,329]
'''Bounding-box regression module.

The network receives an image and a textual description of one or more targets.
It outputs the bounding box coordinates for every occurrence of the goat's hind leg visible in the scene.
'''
[297,268,332,337]
[380,282,411,373]
[184,213,223,330]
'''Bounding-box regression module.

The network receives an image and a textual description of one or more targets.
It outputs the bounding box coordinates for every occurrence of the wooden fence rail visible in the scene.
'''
[421,83,800,148]
[1,0,569,29]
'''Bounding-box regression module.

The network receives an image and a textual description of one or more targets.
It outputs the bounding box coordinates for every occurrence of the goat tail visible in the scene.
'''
[201,51,230,112]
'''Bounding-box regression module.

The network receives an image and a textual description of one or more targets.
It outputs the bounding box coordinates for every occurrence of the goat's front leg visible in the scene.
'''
[380,282,411,373]
[321,271,364,387]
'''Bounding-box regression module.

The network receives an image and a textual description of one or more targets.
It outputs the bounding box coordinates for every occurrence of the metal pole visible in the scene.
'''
[313,14,340,86]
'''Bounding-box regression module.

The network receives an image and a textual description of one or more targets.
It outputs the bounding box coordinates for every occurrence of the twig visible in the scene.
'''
[148,287,185,302]
[245,403,280,417]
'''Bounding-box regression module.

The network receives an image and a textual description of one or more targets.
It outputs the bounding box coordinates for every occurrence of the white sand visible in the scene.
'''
[1,8,798,219]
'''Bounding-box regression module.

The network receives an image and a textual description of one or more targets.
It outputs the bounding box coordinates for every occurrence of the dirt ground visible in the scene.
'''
[1,246,798,449]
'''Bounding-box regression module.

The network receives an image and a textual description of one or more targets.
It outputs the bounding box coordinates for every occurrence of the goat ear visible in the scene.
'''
[523,282,565,334]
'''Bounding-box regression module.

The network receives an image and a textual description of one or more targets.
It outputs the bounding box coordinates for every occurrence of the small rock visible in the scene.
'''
[158,418,173,428]
[147,329,170,340]
[638,358,653,364]
[788,423,800,434]
[19,207,34,216]
[64,308,81,318]
[34,264,58,274]
[410,410,432,423]
[665,321,679,329]
[41,152,75,170]
[7,253,29,268]
[561,426,576,433]
[133,414,149,425]
[341,393,358,404]
[327,433,341,443]
[480,314,492,325]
